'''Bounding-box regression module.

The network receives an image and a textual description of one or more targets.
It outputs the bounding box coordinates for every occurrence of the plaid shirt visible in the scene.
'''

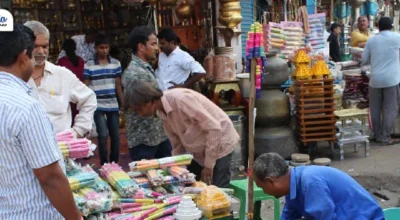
[122,55,168,148]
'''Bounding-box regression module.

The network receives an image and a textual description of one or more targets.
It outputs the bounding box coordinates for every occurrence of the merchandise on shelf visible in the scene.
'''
[306,13,327,51]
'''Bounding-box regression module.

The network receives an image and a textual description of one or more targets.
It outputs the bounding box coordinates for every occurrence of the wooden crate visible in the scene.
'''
[295,79,337,144]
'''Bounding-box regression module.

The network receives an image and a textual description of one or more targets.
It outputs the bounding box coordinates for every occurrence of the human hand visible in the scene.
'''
[169,82,184,89]
[71,128,82,139]
[201,167,213,185]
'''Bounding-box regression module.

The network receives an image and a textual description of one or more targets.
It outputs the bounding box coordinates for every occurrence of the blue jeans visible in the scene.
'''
[129,139,172,162]
[94,110,120,165]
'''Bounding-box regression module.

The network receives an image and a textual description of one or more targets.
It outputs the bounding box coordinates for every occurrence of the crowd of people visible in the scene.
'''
[0,16,394,219]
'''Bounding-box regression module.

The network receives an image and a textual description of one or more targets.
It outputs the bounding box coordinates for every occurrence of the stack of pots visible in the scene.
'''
[254,52,298,159]
[218,0,243,28]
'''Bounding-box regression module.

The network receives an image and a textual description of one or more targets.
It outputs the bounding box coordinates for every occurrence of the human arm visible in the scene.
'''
[20,102,81,220]
[70,66,97,137]
[281,198,303,220]
[303,181,336,220]
[361,41,370,66]
[170,54,206,89]
[163,122,185,155]
[115,63,124,109]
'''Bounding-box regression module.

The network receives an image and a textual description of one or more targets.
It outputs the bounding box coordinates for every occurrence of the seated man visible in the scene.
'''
[253,153,384,220]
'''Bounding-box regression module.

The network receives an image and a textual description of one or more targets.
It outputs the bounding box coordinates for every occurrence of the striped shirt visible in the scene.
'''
[0,72,65,219]
[84,56,122,111]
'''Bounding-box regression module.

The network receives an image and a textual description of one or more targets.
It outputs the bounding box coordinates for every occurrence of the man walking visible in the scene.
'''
[362,17,400,145]
[0,25,82,219]
[122,26,171,161]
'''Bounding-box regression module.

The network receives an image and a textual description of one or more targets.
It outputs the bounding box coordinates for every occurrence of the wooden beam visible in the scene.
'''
[247,58,257,220]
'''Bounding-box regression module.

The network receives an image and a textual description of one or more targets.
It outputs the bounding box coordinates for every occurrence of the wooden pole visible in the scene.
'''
[247,58,256,220]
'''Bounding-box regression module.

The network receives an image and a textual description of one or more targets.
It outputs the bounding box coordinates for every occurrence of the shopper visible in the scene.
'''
[253,153,384,220]
[122,26,171,162]
[156,28,206,91]
[24,20,96,138]
[362,17,400,145]
[124,80,239,188]
[84,34,124,165]
[57,39,85,123]
[327,23,342,62]
[58,28,97,62]
[0,24,82,220]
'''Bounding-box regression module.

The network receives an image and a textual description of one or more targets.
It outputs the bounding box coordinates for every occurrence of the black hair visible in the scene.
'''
[157,28,177,44]
[177,36,181,44]
[95,34,109,46]
[0,24,35,67]
[330,23,341,32]
[128,26,156,54]
[86,28,98,37]
[379,17,393,31]
[62,39,79,67]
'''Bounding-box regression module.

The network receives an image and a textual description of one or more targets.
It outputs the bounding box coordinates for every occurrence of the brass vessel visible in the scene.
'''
[218,0,242,28]
[176,0,193,20]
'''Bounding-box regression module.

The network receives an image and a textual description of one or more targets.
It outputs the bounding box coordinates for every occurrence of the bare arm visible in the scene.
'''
[182,73,205,88]
[116,77,124,109]
[84,79,90,86]
[34,162,81,220]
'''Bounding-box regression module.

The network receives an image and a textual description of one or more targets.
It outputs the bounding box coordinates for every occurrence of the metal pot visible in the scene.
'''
[255,89,290,127]
[176,0,193,20]
[347,0,365,8]
[229,115,247,178]
[262,52,290,89]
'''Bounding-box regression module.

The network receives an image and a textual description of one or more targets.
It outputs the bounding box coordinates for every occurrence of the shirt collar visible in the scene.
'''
[0,71,32,94]
[94,55,111,65]
[170,46,180,55]
[158,95,173,119]
[44,61,54,75]
[131,54,154,73]
[289,167,297,200]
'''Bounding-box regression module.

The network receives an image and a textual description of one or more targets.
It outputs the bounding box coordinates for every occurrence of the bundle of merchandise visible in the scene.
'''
[245,21,267,98]
[129,167,196,188]
[306,13,326,51]
[56,131,96,159]
[68,170,97,191]
[129,154,194,171]
[342,71,369,109]
[281,22,306,60]
[101,163,139,197]
[263,22,269,53]
[196,185,232,219]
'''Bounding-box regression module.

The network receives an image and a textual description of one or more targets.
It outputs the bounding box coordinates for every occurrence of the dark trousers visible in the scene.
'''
[94,110,120,165]
[369,85,400,143]
[187,153,232,188]
[129,139,172,162]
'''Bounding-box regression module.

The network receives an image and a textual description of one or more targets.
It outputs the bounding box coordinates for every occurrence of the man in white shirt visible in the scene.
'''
[362,17,400,145]
[24,21,97,138]
[155,28,206,91]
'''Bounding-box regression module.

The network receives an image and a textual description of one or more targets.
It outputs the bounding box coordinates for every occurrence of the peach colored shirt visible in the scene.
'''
[157,88,239,169]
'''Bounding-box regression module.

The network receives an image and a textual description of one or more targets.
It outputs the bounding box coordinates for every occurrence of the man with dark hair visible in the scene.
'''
[84,34,124,165]
[362,17,400,145]
[253,153,384,220]
[155,28,206,91]
[327,23,342,62]
[58,28,97,62]
[122,26,171,162]
[351,16,372,48]
[0,25,82,219]
[124,80,239,187]
[25,20,96,139]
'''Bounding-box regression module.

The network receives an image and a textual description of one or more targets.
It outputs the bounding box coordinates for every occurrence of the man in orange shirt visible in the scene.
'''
[124,80,239,187]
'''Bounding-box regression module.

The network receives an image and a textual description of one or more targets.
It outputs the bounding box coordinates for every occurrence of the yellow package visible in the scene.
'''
[196,185,231,218]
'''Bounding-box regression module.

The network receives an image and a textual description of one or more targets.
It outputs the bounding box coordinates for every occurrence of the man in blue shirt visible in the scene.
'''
[362,17,400,145]
[253,153,384,220]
